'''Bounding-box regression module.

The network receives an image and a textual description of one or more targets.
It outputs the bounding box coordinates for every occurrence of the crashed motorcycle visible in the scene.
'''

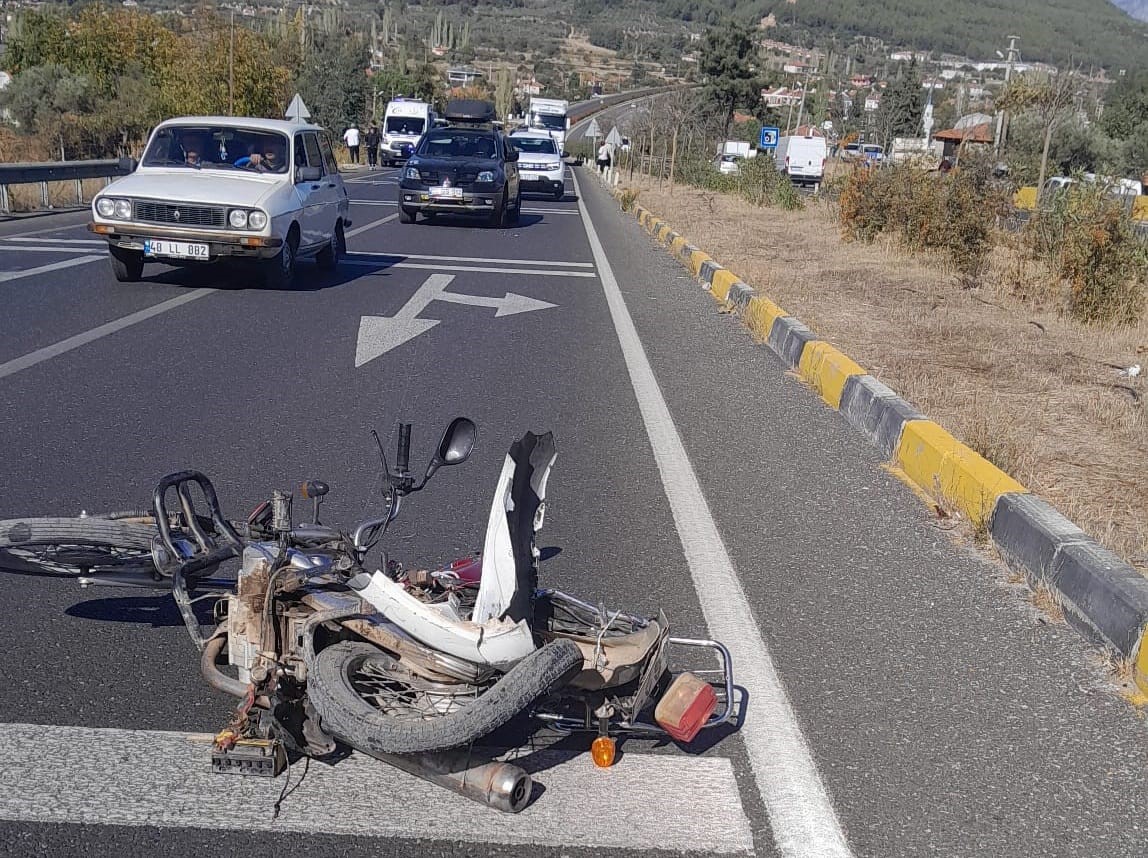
[7,420,736,812]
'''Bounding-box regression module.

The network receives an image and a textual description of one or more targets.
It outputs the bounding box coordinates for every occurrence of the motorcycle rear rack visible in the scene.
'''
[534,636,735,738]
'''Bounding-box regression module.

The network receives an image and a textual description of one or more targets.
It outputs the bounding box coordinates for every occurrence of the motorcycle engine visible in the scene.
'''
[226,544,274,682]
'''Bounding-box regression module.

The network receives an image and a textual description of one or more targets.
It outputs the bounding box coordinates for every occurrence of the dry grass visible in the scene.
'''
[5,179,108,213]
[626,174,1148,571]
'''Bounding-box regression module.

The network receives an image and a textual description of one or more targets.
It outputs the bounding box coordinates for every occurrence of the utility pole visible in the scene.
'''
[228,9,235,116]
[993,35,1019,155]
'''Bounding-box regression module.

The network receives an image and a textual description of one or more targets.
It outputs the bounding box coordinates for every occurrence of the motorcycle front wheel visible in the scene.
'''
[0,516,157,577]
[308,638,583,754]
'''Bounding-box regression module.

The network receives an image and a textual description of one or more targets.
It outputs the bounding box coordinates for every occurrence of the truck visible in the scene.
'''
[381,98,436,167]
[721,140,756,159]
[527,97,571,154]
[774,134,827,186]
[890,137,943,168]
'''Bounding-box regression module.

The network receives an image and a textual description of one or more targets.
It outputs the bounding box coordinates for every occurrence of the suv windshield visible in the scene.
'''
[386,117,425,135]
[511,137,557,155]
[417,130,498,159]
[142,126,290,173]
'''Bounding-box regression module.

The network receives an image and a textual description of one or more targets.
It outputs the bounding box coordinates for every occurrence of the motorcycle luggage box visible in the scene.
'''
[654,671,717,743]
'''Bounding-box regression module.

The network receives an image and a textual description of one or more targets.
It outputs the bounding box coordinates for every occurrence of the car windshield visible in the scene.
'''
[386,117,425,136]
[720,154,739,162]
[512,137,557,155]
[417,130,497,159]
[530,113,565,132]
[142,126,290,173]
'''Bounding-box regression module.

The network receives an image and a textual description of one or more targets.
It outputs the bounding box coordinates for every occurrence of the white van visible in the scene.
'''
[381,98,435,166]
[775,135,827,185]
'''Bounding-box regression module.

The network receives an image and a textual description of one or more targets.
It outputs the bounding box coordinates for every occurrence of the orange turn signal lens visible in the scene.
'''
[591,735,616,768]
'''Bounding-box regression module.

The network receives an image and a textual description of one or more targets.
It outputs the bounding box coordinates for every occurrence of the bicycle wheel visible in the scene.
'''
[0,516,158,578]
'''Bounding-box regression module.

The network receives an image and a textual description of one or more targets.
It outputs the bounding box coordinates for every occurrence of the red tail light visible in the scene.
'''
[655,672,718,743]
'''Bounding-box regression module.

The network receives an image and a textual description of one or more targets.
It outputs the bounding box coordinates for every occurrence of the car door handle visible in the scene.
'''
[326,182,336,188]
[310,184,321,190]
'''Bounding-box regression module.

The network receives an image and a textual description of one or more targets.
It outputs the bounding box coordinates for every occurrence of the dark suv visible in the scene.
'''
[398,100,521,227]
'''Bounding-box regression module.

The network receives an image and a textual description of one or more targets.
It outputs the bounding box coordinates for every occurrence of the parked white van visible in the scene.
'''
[775,134,827,185]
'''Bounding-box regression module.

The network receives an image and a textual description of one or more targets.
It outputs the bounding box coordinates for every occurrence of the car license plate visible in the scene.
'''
[143,239,209,259]
[430,186,463,199]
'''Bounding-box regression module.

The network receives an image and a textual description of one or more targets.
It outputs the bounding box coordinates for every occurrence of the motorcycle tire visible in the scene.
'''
[0,516,157,577]
[308,637,583,755]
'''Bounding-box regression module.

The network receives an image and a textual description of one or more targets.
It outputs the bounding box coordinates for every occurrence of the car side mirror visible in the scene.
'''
[506,148,519,162]
[296,166,322,183]
[423,417,477,483]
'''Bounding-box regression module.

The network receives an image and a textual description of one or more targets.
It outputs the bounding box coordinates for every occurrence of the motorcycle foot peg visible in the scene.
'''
[211,736,287,778]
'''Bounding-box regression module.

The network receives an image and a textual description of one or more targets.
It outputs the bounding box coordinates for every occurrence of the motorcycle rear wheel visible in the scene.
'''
[0,516,157,577]
[308,638,583,754]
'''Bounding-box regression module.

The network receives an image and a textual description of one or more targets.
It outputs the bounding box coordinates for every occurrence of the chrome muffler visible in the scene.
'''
[363,747,532,813]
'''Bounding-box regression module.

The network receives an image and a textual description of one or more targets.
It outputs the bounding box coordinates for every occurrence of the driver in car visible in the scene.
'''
[239,139,287,173]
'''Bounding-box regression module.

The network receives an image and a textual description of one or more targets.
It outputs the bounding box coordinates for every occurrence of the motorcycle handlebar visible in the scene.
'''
[397,424,411,474]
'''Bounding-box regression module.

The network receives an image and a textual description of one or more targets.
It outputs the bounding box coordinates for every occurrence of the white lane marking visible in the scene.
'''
[349,200,581,216]
[345,213,398,238]
[356,273,558,366]
[342,260,596,278]
[0,287,214,381]
[0,219,94,239]
[352,250,593,268]
[0,254,103,284]
[0,245,110,253]
[0,237,105,245]
[0,723,754,853]
[572,170,853,858]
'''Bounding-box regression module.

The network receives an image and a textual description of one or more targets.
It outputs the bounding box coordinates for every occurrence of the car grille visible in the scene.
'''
[418,169,481,185]
[132,200,227,229]
[521,163,552,171]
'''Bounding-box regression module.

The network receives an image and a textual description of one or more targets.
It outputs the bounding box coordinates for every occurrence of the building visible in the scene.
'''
[783,61,814,75]
[446,68,484,87]
[864,93,881,112]
[762,86,803,108]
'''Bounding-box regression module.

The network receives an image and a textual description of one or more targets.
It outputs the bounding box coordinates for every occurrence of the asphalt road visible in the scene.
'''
[0,145,1146,857]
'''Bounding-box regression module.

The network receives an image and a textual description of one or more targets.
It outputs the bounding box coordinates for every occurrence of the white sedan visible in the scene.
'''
[89,116,351,287]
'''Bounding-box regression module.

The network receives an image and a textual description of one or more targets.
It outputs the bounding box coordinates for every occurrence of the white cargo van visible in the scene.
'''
[381,98,435,166]
[775,135,827,185]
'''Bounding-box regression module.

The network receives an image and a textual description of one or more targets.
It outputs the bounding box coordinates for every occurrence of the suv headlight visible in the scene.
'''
[477,170,496,183]
[404,166,421,180]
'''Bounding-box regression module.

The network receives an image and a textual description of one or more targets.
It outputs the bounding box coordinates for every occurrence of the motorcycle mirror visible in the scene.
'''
[423,417,476,483]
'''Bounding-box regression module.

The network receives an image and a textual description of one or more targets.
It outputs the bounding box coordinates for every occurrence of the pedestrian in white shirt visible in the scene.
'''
[596,141,611,176]
[343,126,361,164]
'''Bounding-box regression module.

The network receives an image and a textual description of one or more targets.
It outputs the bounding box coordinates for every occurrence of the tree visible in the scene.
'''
[294,32,371,129]
[494,67,514,121]
[999,68,1080,194]
[698,22,760,135]
[874,59,922,147]
[0,64,96,158]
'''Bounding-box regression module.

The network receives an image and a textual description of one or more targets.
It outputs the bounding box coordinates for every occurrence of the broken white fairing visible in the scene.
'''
[351,432,556,670]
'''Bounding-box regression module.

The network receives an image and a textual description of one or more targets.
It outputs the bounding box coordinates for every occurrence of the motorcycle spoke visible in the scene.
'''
[350,658,478,721]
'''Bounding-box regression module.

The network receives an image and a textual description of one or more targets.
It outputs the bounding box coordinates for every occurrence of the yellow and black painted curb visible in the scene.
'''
[621,193,1148,697]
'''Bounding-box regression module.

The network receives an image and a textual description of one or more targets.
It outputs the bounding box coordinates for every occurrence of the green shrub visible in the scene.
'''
[1025,183,1148,324]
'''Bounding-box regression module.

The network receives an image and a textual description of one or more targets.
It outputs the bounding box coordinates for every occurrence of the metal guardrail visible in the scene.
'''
[0,157,136,215]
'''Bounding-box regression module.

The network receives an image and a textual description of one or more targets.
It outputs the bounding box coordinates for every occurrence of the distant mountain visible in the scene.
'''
[1111,0,1148,22]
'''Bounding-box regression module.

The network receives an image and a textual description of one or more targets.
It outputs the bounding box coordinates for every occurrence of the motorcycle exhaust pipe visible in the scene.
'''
[362,747,532,813]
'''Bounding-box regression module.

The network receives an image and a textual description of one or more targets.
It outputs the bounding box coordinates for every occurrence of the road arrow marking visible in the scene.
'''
[355,273,557,367]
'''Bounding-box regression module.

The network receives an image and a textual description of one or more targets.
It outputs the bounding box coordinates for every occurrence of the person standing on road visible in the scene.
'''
[596,141,611,176]
[343,125,361,165]
[365,122,380,170]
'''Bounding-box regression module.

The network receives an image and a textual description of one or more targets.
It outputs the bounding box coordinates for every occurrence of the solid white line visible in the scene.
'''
[342,260,596,278]
[353,250,593,267]
[572,170,853,858]
[0,245,108,253]
[0,254,104,284]
[0,237,105,245]
[0,723,754,852]
[345,213,398,238]
[0,287,214,380]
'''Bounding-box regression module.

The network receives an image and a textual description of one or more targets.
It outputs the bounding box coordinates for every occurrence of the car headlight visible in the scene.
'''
[477,170,496,183]
[404,166,421,180]
[95,197,115,218]
[248,210,268,230]
[113,199,132,219]
[228,209,249,229]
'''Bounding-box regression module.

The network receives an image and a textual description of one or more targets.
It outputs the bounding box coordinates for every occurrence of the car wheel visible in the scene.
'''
[506,191,521,225]
[108,245,144,283]
[399,207,417,224]
[316,221,345,272]
[263,230,298,289]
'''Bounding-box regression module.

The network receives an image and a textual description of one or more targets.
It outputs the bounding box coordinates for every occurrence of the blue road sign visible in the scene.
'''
[759,126,780,149]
